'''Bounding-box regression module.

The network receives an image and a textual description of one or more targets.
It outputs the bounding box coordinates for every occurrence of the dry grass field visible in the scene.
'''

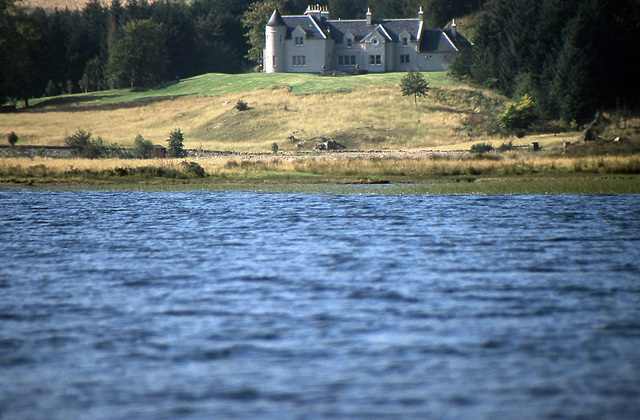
[21,0,98,9]
[2,72,580,153]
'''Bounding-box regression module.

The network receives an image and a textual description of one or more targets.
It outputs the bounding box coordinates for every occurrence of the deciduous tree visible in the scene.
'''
[106,18,168,88]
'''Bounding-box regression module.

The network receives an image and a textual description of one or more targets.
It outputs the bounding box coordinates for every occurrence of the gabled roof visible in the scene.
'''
[325,19,420,43]
[280,15,328,39]
[276,13,472,52]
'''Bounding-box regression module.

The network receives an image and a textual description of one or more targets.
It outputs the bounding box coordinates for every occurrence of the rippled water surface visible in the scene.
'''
[1,189,639,419]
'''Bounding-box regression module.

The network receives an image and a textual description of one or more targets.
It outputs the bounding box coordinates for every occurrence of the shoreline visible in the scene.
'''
[2,150,639,194]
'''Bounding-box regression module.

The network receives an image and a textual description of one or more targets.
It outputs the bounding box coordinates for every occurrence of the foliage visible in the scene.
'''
[470,142,494,153]
[166,129,186,158]
[7,131,18,147]
[242,1,282,64]
[235,99,249,111]
[470,0,640,123]
[64,129,104,158]
[80,57,104,93]
[106,19,168,88]
[0,0,40,106]
[132,134,154,159]
[400,69,429,106]
[447,49,472,81]
[498,94,537,136]
[270,142,279,153]
[180,161,206,177]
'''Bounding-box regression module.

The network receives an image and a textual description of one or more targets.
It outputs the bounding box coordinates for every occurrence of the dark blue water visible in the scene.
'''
[1,189,639,419]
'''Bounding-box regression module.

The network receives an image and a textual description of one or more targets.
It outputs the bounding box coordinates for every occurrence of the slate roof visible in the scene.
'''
[266,9,286,27]
[276,13,471,53]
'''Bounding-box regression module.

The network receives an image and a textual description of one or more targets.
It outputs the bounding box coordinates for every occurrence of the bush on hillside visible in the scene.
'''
[470,142,494,153]
[132,134,154,158]
[7,131,18,147]
[499,94,538,137]
[64,129,105,158]
[166,129,186,158]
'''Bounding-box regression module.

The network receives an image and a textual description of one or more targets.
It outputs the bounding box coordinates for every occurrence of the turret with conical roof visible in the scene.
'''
[264,9,286,73]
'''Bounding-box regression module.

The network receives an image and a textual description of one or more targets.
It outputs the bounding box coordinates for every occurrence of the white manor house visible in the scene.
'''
[264,5,471,74]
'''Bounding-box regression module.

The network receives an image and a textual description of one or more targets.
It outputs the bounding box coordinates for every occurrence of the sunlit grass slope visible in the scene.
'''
[21,0,96,9]
[1,72,568,153]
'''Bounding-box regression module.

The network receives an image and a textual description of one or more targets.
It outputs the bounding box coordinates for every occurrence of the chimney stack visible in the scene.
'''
[366,8,372,26]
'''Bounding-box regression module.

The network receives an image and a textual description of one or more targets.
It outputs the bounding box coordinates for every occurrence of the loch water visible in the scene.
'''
[1,189,639,419]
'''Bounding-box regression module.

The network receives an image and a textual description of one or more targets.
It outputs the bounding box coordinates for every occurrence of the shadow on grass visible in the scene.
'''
[23,92,188,113]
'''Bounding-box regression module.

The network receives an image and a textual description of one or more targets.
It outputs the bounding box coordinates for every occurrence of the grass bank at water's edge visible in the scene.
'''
[2,154,639,194]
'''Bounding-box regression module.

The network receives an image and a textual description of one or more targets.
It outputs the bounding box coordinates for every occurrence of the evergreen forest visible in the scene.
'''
[2,0,639,125]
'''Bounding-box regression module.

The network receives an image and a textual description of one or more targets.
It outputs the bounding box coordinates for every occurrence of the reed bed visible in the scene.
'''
[214,153,640,178]
[3,153,640,179]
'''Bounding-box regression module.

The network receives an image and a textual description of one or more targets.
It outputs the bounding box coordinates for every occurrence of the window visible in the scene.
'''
[402,37,409,47]
[292,55,306,66]
[368,55,381,65]
[338,55,356,66]
[273,56,277,67]
[346,38,353,48]
[400,55,410,64]
[372,38,379,46]
[294,36,304,46]
[280,35,283,44]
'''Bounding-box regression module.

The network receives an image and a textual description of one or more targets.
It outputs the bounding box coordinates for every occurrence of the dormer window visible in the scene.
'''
[346,38,353,48]
[402,37,408,47]
[295,36,304,46]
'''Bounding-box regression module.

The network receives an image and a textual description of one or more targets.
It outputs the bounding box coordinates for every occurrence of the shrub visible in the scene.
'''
[7,131,18,147]
[470,142,494,153]
[180,161,206,177]
[499,94,537,136]
[64,129,105,158]
[270,142,279,153]
[132,134,154,158]
[235,100,248,111]
[166,129,186,158]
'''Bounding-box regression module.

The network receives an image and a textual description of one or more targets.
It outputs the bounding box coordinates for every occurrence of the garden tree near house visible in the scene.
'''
[106,19,168,88]
[400,69,430,106]
[166,129,186,158]
[242,1,283,64]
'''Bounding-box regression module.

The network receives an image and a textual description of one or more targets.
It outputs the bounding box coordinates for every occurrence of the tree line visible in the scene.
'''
[1,0,486,105]
[1,0,256,104]
[3,0,638,127]
[452,0,640,125]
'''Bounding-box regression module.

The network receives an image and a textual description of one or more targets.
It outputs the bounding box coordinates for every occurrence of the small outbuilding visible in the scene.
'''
[149,145,167,158]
